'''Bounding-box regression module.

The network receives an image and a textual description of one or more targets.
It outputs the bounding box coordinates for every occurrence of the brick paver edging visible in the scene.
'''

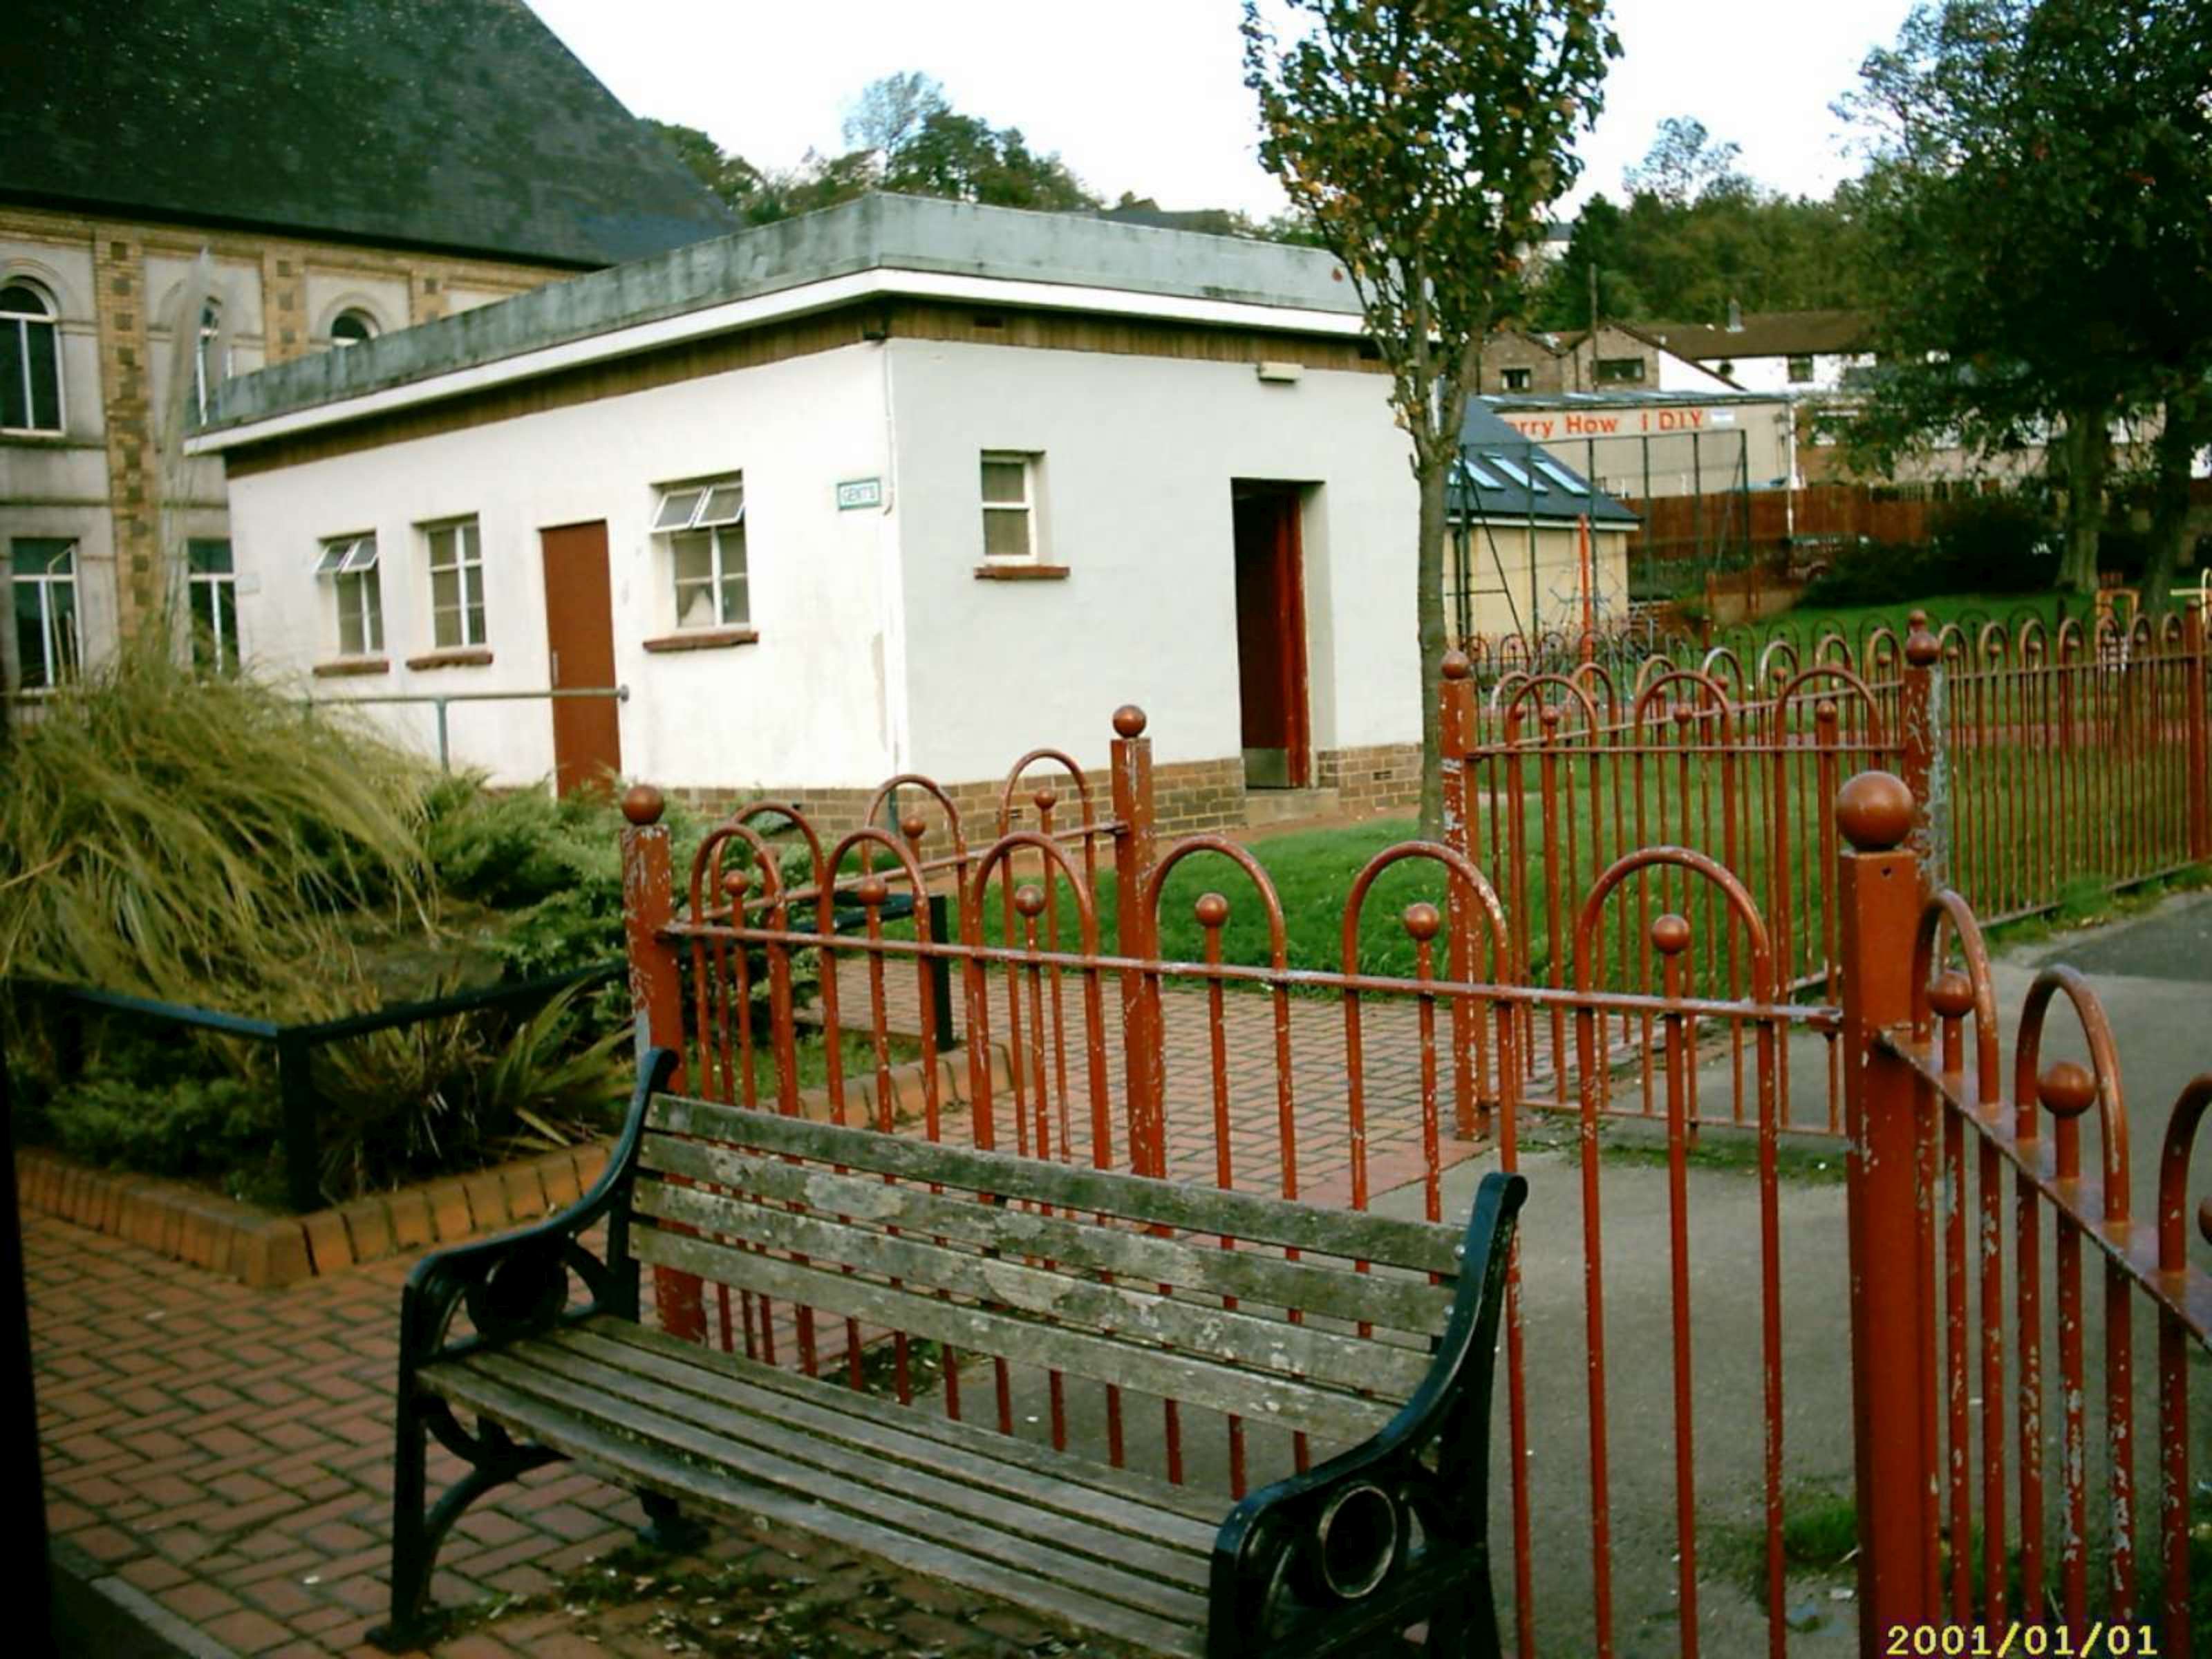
[14,1141,612,1288]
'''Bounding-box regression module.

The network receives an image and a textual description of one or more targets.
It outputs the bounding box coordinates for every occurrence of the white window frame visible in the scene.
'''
[980,451,1039,564]
[422,517,487,649]
[187,538,239,677]
[653,475,749,630]
[1500,366,1533,392]
[11,538,79,688]
[315,533,383,657]
[0,279,64,435]
[1595,355,1646,385]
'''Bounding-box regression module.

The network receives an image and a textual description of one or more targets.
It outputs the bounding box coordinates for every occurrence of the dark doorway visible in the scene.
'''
[1231,482,1310,789]
[538,521,623,797]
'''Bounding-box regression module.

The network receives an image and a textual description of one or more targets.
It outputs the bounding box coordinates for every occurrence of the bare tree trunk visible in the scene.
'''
[2143,386,2205,611]
[1416,456,1450,838]
[2054,406,2111,594]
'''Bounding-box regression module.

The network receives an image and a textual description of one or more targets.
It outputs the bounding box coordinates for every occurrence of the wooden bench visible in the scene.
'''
[371,1050,1527,1657]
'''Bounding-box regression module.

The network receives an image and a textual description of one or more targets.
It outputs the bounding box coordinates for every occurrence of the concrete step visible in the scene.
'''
[1242,786,1340,827]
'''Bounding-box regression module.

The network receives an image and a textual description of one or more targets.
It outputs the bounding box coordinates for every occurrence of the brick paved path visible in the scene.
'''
[26,1211,1120,1657]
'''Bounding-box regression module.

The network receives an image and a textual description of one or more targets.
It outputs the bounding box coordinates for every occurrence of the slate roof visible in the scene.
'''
[1647,310,1873,364]
[1454,402,1638,526]
[1,0,738,268]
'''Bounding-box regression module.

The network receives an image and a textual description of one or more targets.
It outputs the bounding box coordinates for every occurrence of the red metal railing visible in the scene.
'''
[1835,771,2212,1658]
[1459,611,2212,1120]
[615,690,2210,1655]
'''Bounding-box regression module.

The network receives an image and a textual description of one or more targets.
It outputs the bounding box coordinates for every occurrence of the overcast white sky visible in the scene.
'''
[530,1,1920,218]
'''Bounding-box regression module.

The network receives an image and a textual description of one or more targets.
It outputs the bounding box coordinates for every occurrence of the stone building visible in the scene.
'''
[1,0,733,691]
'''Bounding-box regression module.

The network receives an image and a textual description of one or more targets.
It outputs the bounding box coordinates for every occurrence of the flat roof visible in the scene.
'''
[198,194,1367,442]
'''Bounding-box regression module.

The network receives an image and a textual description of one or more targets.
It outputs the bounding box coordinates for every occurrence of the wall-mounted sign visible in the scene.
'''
[836,477,883,511]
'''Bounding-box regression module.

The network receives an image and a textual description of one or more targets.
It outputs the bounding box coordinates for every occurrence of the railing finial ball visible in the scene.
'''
[1836,770,1915,853]
[620,783,665,827]
[1441,649,1471,681]
[1402,901,1441,942]
[2037,1060,2097,1120]
[854,874,890,908]
[1929,971,1974,1020]
[899,812,928,842]
[1905,610,1940,666]
[1195,891,1230,928]
[1651,912,1691,955]
[1013,883,1047,919]
[1112,704,1147,738]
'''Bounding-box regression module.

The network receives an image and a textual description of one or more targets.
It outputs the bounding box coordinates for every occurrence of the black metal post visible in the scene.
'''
[927,895,956,1054]
[274,1034,321,1214]
[0,1029,57,1658]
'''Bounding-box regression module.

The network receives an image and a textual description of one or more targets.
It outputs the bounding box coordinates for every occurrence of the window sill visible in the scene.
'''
[0,427,70,443]
[404,647,494,671]
[642,627,759,654]
[973,563,1070,582]
[311,656,391,678]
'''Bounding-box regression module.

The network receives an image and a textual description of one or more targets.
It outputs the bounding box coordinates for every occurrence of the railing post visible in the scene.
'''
[1438,651,1486,1141]
[1899,610,1943,885]
[619,782,703,1343]
[1835,769,1941,1651]
[273,1033,321,1215]
[1109,705,1162,1177]
[2184,605,2210,862]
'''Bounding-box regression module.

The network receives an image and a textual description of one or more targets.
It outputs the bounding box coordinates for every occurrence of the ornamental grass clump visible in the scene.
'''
[0,644,433,1012]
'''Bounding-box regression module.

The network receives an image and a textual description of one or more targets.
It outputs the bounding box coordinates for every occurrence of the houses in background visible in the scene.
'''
[0,0,734,693]
[192,195,1637,827]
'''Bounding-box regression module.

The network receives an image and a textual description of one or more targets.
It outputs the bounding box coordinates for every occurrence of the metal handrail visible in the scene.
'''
[304,684,629,771]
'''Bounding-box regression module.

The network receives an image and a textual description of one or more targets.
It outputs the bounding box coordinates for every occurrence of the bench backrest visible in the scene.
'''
[628,1093,1467,1443]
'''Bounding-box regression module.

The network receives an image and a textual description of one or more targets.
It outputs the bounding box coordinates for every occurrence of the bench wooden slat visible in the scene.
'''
[550,1324,1223,1543]
[631,1179,1436,1398]
[572,1322,1230,1526]
[647,1093,1463,1275]
[424,1360,1204,1657]
[482,1338,1211,1591]
[639,1132,1455,1338]
[630,1226,1400,1442]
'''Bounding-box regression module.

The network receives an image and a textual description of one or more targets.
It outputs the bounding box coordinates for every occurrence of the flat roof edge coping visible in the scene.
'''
[200,194,1365,433]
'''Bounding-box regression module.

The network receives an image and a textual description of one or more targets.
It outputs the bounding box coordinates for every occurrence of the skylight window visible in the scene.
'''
[1457,457,1506,491]
[1533,458,1588,493]
[1485,455,1545,491]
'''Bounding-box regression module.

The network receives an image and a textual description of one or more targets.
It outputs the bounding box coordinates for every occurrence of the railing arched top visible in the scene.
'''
[2014,612,2050,665]
[864,774,968,863]
[821,826,936,937]
[1143,836,1291,966]
[2155,1079,2212,1275]
[1974,619,2013,664]
[2054,616,2088,662]
[1933,621,1971,663]
[2126,611,2158,650]
[1571,845,1774,1002]
[1864,624,1904,676]
[1499,672,1604,739]
[963,829,1101,951]
[1336,840,1510,980]
[1485,669,1534,715]
[1567,658,1621,724]
[1630,652,1683,704]
[1910,888,2001,1104]
[995,747,1097,836]
[1698,643,1747,696]
[1754,635,1801,695]
[2013,965,2130,1220]
[690,820,789,921]
[1771,662,1888,740]
[1814,630,1857,669]
[1630,667,1735,733]
[2157,610,2186,648]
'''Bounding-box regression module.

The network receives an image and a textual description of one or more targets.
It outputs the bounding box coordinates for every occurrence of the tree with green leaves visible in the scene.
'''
[1242,0,1619,832]
[1841,0,2212,599]
[1622,115,1747,208]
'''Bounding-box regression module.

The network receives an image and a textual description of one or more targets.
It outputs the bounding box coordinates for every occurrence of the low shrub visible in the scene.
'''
[1799,492,2057,608]
[1799,538,1937,607]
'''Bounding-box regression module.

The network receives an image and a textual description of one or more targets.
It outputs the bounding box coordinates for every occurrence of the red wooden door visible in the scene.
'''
[1232,484,1310,788]
[538,521,622,796]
